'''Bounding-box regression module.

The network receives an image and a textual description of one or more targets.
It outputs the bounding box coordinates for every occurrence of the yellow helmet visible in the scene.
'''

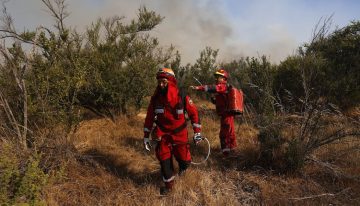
[156,68,175,79]
[214,68,229,79]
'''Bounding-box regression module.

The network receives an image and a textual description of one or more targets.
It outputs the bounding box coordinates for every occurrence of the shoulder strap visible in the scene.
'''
[178,87,187,111]
[226,83,233,94]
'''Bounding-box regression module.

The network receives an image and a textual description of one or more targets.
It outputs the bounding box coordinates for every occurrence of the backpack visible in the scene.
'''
[227,85,244,115]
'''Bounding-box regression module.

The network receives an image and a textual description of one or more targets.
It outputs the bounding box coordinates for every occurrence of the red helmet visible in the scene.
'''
[156,68,175,79]
[214,68,229,79]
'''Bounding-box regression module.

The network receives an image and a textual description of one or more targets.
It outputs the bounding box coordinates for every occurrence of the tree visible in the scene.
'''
[192,47,219,85]
[80,7,175,116]
[0,0,175,146]
[258,18,360,172]
[305,20,360,108]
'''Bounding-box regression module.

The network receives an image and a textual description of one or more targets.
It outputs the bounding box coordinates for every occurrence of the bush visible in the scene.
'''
[0,143,48,205]
[0,144,19,204]
[257,119,310,172]
[278,20,360,110]
[257,105,360,172]
[15,153,48,205]
[258,124,284,166]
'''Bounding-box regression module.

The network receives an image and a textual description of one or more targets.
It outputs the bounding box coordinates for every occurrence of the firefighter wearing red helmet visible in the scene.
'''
[214,68,229,79]
[143,68,202,195]
[190,68,237,157]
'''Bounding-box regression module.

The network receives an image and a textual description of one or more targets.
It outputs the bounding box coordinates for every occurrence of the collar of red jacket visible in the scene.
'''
[154,80,179,107]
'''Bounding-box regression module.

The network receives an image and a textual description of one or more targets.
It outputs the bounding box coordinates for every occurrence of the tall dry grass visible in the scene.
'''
[41,101,360,205]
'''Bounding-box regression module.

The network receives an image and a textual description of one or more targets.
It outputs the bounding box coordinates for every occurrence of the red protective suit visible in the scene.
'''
[195,82,237,155]
[144,79,201,190]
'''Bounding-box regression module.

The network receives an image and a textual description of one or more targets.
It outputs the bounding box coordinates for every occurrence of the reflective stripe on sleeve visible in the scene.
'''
[176,109,184,114]
[192,123,201,128]
[155,109,164,114]
[222,148,230,152]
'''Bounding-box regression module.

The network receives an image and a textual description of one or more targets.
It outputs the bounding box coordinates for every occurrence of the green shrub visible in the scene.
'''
[15,153,48,205]
[285,139,305,171]
[258,124,286,169]
[0,144,48,205]
[257,117,307,172]
[0,144,20,204]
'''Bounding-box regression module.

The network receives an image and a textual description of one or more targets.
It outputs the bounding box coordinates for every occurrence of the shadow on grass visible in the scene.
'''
[203,146,269,173]
[117,135,265,173]
[80,147,161,187]
[85,135,273,182]
[121,136,145,153]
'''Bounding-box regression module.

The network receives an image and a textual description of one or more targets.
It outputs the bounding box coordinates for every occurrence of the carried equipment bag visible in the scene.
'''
[227,85,244,115]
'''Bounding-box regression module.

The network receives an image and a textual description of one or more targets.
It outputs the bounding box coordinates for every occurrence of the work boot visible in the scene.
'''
[178,169,186,176]
[178,160,190,176]
[223,149,237,158]
[160,180,174,195]
[160,187,171,195]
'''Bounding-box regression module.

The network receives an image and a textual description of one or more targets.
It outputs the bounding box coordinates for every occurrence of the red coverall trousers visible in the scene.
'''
[154,128,191,188]
[220,113,237,155]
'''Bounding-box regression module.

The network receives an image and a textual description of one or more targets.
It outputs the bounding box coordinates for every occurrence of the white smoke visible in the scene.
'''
[6,0,356,64]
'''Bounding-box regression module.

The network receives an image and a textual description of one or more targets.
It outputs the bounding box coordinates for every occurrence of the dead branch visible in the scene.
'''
[310,14,334,45]
[289,187,350,201]
[307,155,360,181]
[0,1,39,46]
[0,90,22,140]
[313,130,360,149]
[41,0,69,32]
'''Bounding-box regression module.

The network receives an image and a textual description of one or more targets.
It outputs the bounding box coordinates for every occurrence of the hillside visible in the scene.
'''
[43,103,360,205]
[0,1,359,205]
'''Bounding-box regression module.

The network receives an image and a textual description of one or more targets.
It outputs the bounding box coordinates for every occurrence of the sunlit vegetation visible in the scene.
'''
[0,0,359,205]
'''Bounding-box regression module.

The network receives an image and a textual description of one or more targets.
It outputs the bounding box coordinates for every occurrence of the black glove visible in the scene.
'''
[210,96,216,104]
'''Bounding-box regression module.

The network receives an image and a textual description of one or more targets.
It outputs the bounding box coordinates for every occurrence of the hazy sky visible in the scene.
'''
[4,0,360,64]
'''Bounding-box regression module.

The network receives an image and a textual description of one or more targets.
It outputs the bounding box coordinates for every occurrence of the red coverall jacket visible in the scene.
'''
[143,81,201,144]
[198,82,229,115]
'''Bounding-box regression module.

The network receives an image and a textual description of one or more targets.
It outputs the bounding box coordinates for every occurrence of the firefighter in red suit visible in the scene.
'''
[143,68,202,195]
[190,68,236,156]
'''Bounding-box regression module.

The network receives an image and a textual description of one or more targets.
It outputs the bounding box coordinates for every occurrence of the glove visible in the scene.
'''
[210,96,216,104]
[190,86,199,90]
[144,138,152,151]
[193,133,202,144]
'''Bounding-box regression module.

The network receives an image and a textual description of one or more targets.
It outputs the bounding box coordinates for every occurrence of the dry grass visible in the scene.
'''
[42,101,360,205]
